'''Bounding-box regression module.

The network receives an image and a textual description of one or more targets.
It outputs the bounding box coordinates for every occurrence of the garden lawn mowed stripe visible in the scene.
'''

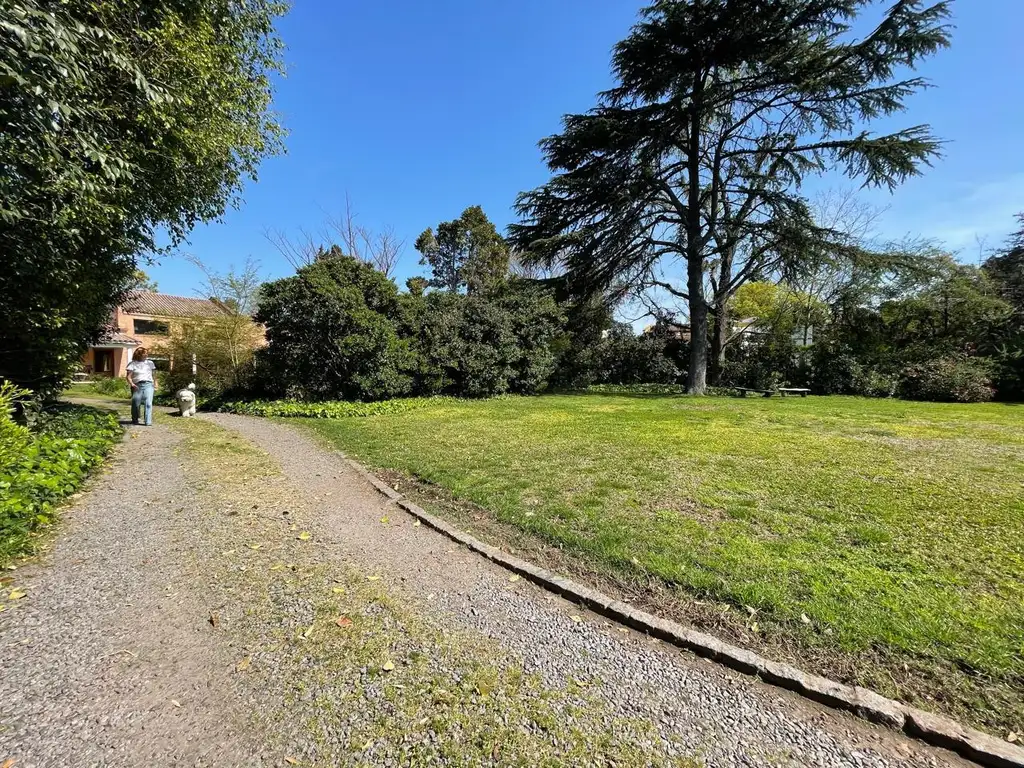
[300,394,1024,728]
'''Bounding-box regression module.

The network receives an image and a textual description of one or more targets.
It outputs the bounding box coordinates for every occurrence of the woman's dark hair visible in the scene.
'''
[132,346,148,362]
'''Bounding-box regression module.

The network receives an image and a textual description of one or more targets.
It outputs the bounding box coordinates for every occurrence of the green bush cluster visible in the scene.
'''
[87,377,131,398]
[898,355,996,403]
[216,396,454,419]
[585,383,686,395]
[252,256,566,401]
[0,383,121,563]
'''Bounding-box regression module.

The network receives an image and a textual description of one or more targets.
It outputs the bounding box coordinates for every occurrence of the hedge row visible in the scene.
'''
[215,397,455,419]
[1,385,122,564]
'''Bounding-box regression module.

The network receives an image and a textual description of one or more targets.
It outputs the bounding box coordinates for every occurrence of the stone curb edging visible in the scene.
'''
[342,454,1023,768]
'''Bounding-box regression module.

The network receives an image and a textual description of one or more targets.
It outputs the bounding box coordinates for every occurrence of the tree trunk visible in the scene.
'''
[708,243,734,387]
[687,292,709,394]
[709,307,729,386]
[685,89,707,395]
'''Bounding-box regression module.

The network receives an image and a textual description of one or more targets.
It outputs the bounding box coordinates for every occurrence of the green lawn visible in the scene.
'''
[299,394,1024,731]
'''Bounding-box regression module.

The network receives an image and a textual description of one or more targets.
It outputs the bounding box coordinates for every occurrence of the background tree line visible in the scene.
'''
[3,0,1022,407]
[241,201,1024,404]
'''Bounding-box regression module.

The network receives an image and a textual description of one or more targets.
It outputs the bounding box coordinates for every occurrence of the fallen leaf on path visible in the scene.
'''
[508,575,520,583]
[800,613,811,624]
[750,622,760,633]
[570,615,582,624]
[221,549,236,556]
[8,589,26,601]
[380,516,390,524]
[3,758,17,768]
[618,628,629,634]
[331,586,345,594]
[236,657,251,672]
[284,758,300,765]
[412,519,421,527]
[248,544,262,551]
[1008,731,1019,743]
[297,531,311,541]
[209,613,219,628]
[270,563,285,571]
[382,660,395,671]
[335,616,353,628]
[171,699,182,708]
[366,575,381,581]
[302,624,314,639]
[0,605,5,613]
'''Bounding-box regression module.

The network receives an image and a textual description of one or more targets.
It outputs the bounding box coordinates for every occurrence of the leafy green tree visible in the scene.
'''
[984,214,1024,311]
[512,0,951,393]
[131,270,159,293]
[415,206,510,294]
[592,324,680,386]
[405,276,430,297]
[399,281,564,397]
[0,0,285,397]
[255,257,413,402]
[980,218,1024,398]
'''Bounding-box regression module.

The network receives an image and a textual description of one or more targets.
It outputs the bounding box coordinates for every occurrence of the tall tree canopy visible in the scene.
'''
[415,206,510,294]
[511,0,951,393]
[0,0,285,396]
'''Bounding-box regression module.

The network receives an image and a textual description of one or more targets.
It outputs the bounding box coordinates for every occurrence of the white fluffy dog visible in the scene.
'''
[176,383,197,417]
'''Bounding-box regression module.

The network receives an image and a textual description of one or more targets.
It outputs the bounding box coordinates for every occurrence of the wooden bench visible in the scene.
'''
[735,387,774,398]
[778,387,811,397]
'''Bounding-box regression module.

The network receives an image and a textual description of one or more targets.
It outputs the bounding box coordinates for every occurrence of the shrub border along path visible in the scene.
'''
[340,451,1024,768]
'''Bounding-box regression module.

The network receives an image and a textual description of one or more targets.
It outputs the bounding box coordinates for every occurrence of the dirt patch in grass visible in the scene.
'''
[371,465,1024,738]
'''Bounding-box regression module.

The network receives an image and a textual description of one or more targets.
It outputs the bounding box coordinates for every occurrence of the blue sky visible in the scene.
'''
[149,0,1024,297]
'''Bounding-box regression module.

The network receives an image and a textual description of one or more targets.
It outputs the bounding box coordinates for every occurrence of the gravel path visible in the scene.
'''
[0,412,970,767]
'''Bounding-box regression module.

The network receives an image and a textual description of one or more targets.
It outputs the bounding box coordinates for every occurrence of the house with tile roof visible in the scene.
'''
[81,292,230,378]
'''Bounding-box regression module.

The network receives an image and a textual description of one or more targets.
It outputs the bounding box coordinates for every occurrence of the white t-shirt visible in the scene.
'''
[126,359,156,384]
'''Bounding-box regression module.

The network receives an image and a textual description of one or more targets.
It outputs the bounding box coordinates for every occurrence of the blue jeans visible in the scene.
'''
[131,381,154,425]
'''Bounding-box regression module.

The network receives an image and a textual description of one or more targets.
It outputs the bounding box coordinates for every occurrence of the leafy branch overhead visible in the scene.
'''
[0,0,286,396]
[511,0,952,393]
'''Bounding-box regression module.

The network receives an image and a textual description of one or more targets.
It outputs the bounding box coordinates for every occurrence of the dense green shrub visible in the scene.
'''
[217,397,453,418]
[808,346,897,397]
[254,256,414,401]
[898,355,995,403]
[586,383,686,395]
[590,324,680,385]
[1,383,121,563]
[87,377,131,398]
[400,281,565,398]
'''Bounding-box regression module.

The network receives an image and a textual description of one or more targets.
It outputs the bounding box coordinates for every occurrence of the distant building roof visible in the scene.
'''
[122,291,228,318]
[94,329,141,348]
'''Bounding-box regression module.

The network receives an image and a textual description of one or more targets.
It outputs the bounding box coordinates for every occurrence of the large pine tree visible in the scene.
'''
[511,0,952,393]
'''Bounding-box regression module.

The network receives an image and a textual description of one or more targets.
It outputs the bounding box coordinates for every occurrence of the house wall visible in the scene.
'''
[82,347,130,378]
[82,300,264,379]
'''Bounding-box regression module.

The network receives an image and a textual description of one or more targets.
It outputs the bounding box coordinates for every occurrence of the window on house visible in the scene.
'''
[133,318,170,335]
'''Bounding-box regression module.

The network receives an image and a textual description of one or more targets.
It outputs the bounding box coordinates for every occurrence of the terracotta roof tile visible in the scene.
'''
[122,291,228,318]
[95,330,141,347]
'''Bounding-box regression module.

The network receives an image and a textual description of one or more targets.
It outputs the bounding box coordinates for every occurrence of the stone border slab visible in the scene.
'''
[348,453,1023,768]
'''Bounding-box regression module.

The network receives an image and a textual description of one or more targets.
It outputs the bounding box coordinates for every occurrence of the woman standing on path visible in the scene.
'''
[125,346,157,426]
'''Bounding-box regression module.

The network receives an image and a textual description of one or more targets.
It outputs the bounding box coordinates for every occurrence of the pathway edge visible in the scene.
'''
[341,450,1022,768]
